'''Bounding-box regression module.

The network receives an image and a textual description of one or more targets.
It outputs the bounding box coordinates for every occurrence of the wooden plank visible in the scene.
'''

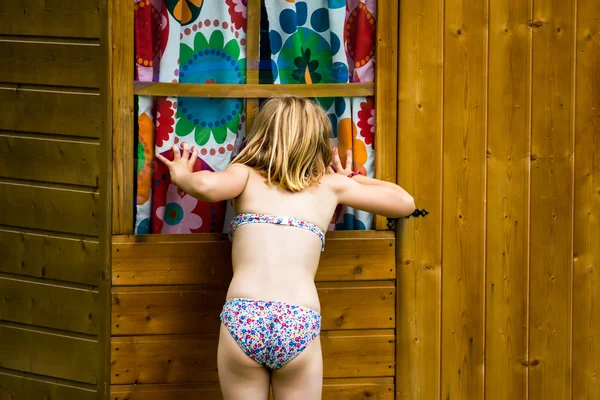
[572,0,600,398]
[0,180,99,236]
[0,323,98,384]
[484,0,531,398]
[111,334,220,385]
[0,133,99,187]
[111,378,394,400]
[528,0,575,398]
[441,0,488,398]
[133,82,375,99]
[0,228,101,286]
[396,0,443,397]
[109,0,134,234]
[374,0,398,230]
[321,330,395,378]
[0,85,101,138]
[0,39,101,88]
[111,282,394,335]
[321,378,394,400]
[112,232,395,285]
[111,383,222,400]
[0,276,98,335]
[96,1,113,399]
[244,0,259,132]
[0,369,96,400]
[317,282,395,330]
[0,0,100,38]
[111,330,394,384]
[111,286,226,336]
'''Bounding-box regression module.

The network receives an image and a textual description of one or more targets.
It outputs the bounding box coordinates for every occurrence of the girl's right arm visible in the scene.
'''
[328,148,416,218]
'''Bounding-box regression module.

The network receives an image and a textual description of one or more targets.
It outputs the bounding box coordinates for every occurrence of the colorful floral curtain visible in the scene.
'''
[133,0,377,233]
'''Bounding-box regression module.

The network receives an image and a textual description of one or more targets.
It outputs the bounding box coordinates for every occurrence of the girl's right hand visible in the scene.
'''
[329,147,353,176]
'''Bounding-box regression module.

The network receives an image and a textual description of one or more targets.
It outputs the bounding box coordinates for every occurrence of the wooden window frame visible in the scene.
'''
[111,0,398,234]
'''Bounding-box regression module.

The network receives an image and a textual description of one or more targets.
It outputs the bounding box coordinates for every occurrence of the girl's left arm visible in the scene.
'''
[157,143,249,202]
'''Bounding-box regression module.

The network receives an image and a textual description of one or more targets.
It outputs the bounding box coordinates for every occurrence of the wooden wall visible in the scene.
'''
[397,0,600,399]
[110,232,397,399]
[0,1,111,399]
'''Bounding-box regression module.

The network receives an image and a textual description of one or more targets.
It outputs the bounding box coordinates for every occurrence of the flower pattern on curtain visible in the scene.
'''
[133,0,376,233]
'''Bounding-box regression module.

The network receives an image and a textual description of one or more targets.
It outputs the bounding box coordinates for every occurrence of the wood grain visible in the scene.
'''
[0,85,102,138]
[0,180,99,236]
[110,0,134,234]
[396,0,443,397]
[321,330,395,378]
[0,228,101,286]
[484,0,531,398]
[0,133,99,187]
[0,323,98,384]
[134,82,375,98]
[111,330,394,384]
[374,0,398,230]
[111,282,394,335]
[0,275,99,335]
[110,378,393,400]
[528,0,575,398]
[441,0,488,398]
[0,369,96,400]
[0,39,101,88]
[0,0,100,38]
[572,0,600,398]
[244,0,258,132]
[112,232,395,285]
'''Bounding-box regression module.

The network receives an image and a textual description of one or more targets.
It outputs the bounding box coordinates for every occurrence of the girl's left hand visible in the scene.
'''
[156,142,197,188]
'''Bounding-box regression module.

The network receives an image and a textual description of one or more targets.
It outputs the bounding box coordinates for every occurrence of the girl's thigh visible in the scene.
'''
[271,336,323,400]
[217,323,270,400]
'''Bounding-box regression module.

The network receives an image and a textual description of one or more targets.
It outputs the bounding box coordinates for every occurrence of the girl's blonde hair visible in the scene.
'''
[232,96,333,192]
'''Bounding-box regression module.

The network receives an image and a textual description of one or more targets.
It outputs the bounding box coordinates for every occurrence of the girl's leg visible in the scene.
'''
[270,336,323,400]
[217,324,271,400]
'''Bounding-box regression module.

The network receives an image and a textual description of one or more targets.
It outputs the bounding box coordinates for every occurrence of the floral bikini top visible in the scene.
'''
[229,213,326,252]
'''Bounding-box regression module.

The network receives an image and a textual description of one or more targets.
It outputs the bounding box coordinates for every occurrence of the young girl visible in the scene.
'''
[157,96,415,400]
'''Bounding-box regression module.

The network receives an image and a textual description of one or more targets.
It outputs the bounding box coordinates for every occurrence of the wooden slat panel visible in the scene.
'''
[374,0,398,230]
[111,282,394,335]
[396,0,443,397]
[0,39,101,88]
[0,0,100,39]
[111,378,394,400]
[133,82,375,98]
[0,323,98,384]
[112,232,395,285]
[111,286,225,336]
[111,334,220,385]
[0,86,102,138]
[321,330,395,378]
[321,378,394,400]
[0,369,96,400]
[0,181,99,236]
[441,0,487,397]
[484,0,531,398]
[0,133,99,187]
[110,0,134,234]
[0,228,101,286]
[0,276,98,335]
[572,0,600,398]
[111,330,394,384]
[111,383,221,400]
[528,0,575,398]
[317,282,395,330]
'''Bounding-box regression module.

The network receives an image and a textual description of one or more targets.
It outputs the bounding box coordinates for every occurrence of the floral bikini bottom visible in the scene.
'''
[220,298,322,370]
